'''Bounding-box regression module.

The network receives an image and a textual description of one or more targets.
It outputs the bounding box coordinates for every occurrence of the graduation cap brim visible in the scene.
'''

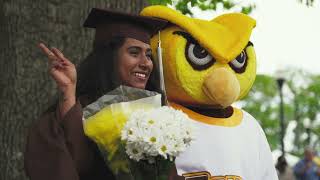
[83,8,168,45]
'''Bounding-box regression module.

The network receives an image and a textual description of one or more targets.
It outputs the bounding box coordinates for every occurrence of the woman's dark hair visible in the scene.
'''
[76,36,160,103]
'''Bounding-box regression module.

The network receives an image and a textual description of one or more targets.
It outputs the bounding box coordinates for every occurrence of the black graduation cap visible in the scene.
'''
[83,8,168,45]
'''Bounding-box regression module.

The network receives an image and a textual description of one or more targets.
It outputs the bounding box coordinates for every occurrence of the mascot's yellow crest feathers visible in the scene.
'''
[141,5,256,62]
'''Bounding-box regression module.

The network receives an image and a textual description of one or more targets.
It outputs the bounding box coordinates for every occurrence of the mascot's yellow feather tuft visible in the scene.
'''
[141,5,256,63]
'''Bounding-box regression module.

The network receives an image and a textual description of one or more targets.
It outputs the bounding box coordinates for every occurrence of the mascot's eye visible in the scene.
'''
[229,50,248,73]
[186,42,215,70]
[173,31,215,70]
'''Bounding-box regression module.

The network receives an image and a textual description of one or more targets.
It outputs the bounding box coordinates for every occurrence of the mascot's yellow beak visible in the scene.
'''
[202,68,240,108]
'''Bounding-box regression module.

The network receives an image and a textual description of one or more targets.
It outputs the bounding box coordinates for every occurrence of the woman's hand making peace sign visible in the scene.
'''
[39,43,77,117]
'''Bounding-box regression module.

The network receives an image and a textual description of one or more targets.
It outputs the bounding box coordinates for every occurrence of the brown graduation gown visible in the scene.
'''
[24,99,115,180]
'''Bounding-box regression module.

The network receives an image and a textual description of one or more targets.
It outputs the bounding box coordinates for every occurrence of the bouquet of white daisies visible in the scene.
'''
[122,106,194,162]
[83,86,195,180]
[121,106,195,180]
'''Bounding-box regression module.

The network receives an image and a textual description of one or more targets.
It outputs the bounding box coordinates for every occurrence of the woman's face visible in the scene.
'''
[116,38,153,89]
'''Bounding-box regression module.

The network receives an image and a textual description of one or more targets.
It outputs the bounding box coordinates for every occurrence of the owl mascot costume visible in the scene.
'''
[141,6,278,180]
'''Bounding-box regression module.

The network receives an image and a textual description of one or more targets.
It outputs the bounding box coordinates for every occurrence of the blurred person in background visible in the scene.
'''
[293,147,320,180]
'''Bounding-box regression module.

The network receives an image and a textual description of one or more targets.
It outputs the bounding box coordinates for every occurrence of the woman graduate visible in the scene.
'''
[24,8,167,180]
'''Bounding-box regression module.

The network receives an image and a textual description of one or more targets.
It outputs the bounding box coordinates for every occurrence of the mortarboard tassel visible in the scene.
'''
[157,31,168,106]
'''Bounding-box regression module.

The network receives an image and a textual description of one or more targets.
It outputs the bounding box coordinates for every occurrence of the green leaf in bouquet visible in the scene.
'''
[98,143,131,174]
[128,157,175,180]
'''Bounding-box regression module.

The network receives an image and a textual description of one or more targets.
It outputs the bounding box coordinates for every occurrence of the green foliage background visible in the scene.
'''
[148,0,254,15]
[242,72,320,156]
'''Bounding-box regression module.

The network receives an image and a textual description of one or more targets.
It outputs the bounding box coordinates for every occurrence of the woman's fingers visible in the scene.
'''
[39,43,62,69]
[39,43,69,64]
[39,42,76,95]
[39,43,55,58]
[51,47,64,57]
[51,47,68,63]
[38,43,68,70]
[51,60,64,69]
[51,47,70,65]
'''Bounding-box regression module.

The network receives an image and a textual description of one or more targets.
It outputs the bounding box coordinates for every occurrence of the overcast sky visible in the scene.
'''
[191,0,320,75]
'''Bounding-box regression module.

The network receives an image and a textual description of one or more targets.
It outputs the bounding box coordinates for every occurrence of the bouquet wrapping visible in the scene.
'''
[83,86,195,180]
